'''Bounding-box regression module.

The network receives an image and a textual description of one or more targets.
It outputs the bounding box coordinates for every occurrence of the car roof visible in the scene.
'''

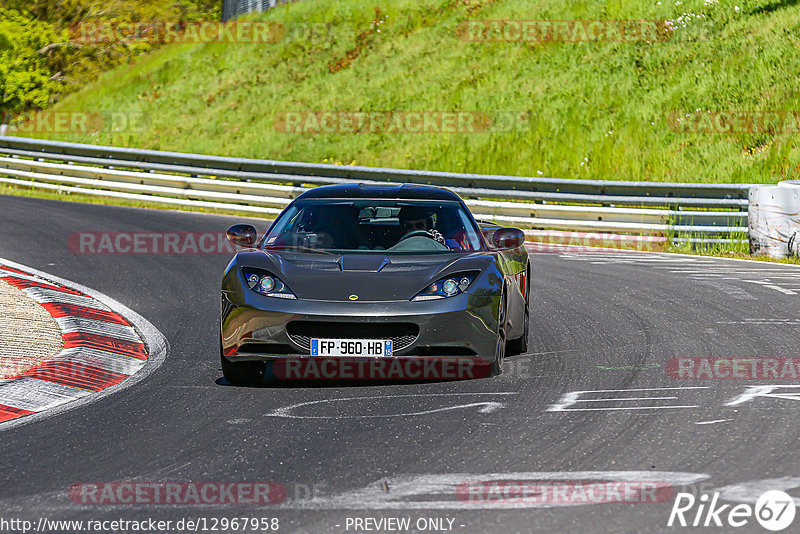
[296,183,462,201]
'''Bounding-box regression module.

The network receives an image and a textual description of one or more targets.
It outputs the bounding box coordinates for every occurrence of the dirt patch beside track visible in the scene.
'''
[0,278,63,378]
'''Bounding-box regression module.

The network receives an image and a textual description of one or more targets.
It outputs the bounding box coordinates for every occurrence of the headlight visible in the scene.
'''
[412,272,478,301]
[242,268,296,299]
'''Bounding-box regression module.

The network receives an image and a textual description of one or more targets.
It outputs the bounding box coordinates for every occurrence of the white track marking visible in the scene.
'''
[550,406,701,412]
[0,378,91,411]
[694,419,732,425]
[52,347,145,375]
[670,269,800,273]
[548,387,710,412]
[0,270,63,286]
[265,393,518,419]
[16,286,110,309]
[717,319,800,325]
[717,478,800,505]
[563,251,800,295]
[740,280,797,294]
[571,396,681,402]
[725,385,800,406]
[53,316,140,341]
[276,471,710,510]
[769,286,795,295]
[0,256,168,431]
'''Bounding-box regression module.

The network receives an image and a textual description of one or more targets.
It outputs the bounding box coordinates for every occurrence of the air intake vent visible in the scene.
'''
[379,263,431,273]
[289,261,341,272]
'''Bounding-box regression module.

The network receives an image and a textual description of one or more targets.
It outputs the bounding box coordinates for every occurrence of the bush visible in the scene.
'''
[0,0,219,116]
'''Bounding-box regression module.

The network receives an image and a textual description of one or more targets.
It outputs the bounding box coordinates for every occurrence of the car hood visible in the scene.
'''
[235,250,495,302]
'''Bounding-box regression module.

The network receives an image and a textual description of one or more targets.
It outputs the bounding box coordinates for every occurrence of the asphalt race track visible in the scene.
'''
[1,194,800,533]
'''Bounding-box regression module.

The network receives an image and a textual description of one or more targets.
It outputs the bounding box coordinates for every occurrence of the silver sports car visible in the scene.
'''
[220,183,530,384]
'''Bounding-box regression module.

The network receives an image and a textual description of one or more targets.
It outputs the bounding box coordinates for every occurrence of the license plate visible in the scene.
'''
[310,339,393,357]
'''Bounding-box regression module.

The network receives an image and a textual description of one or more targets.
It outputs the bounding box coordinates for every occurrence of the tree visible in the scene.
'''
[0,0,220,116]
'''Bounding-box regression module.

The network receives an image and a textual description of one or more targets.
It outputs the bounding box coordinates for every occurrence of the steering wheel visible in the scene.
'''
[398,230,437,242]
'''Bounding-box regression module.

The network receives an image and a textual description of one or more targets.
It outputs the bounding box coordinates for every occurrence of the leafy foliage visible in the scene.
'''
[0,9,64,111]
[0,0,219,115]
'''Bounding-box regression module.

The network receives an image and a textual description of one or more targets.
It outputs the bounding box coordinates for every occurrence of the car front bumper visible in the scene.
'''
[220,290,501,368]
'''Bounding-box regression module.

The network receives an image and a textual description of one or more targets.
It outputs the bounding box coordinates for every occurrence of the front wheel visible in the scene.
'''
[220,344,265,385]
[490,292,507,376]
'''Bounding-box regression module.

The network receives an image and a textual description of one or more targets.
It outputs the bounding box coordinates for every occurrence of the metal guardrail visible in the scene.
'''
[0,136,750,237]
[222,0,283,21]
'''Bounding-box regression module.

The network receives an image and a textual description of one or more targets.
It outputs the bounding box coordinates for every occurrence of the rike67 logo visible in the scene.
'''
[668,490,796,531]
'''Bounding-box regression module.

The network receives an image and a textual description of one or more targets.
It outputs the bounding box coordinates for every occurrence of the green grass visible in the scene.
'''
[9,0,800,184]
[666,230,749,256]
[664,229,800,264]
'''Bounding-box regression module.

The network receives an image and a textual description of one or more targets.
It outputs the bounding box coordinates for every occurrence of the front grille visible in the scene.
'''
[405,346,477,357]
[237,342,294,355]
[287,321,419,351]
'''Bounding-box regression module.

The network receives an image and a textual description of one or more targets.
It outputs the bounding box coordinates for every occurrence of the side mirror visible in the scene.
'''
[492,228,525,250]
[227,224,258,248]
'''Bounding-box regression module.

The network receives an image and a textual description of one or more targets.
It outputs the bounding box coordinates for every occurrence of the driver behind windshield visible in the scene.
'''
[263,200,481,252]
[398,206,446,245]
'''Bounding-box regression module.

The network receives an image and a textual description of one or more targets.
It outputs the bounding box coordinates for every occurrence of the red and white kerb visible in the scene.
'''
[0,264,148,423]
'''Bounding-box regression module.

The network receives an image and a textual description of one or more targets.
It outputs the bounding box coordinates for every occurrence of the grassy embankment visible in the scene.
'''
[5,0,800,258]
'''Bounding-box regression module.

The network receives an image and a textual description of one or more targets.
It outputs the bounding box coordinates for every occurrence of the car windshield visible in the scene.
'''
[262,199,484,253]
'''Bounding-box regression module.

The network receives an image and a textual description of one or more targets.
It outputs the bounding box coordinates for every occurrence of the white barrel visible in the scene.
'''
[749,182,800,257]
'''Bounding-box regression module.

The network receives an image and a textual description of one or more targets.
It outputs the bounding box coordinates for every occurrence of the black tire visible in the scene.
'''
[491,291,507,376]
[508,271,530,355]
[220,346,265,385]
[507,313,529,356]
